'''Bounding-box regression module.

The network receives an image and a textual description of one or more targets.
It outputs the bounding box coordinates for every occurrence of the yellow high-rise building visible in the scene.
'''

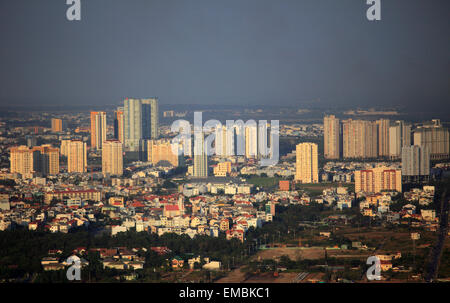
[60,139,71,157]
[68,140,87,173]
[114,109,124,143]
[376,119,390,157]
[51,118,63,132]
[90,111,107,150]
[342,119,378,159]
[10,146,35,176]
[245,124,258,159]
[102,140,123,176]
[295,143,318,183]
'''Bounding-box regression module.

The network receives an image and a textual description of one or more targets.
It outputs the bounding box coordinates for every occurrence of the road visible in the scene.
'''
[425,188,449,282]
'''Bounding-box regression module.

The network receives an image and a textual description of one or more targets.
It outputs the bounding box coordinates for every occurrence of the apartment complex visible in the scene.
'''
[67,140,87,173]
[90,111,107,150]
[342,119,378,159]
[102,140,123,176]
[114,108,124,143]
[413,120,449,160]
[389,121,411,158]
[354,166,402,193]
[295,143,318,183]
[10,145,59,177]
[51,118,63,132]
[401,145,430,177]
[147,139,183,167]
[123,98,159,152]
[324,115,340,159]
[193,133,208,178]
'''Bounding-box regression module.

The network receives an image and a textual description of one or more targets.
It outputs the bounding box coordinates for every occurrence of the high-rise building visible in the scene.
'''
[147,139,184,167]
[413,120,449,160]
[32,145,60,176]
[51,118,63,132]
[10,146,36,176]
[245,124,258,159]
[60,139,71,157]
[193,132,208,178]
[90,111,107,150]
[102,140,123,176]
[123,98,159,152]
[68,140,87,173]
[216,125,235,157]
[342,119,378,159]
[376,119,390,157]
[324,115,340,159]
[114,108,124,143]
[401,145,430,179]
[389,121,411,158]
[354,166,402,193]
[295,143,318,183]
[10,145,59,177]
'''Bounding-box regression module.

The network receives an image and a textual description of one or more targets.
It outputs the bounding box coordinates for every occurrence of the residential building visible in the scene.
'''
[295,142,318,183]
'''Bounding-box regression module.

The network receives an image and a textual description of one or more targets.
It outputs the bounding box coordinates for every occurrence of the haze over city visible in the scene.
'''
[0,0,449,112]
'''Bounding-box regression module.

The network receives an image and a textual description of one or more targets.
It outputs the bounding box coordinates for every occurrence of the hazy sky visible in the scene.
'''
[0,0,449,110]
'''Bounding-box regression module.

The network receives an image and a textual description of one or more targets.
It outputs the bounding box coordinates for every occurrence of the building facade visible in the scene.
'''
[102,140,123,176]
[354,166,402,193]
[68,140,87,173]
[295,142,318,183]
[324,115,340,159]
[90,111,107,150]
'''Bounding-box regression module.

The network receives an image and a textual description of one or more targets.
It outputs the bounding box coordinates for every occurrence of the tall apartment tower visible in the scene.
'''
[193,132,208,178]
[10,146,36,176]
[401,145,430,179]
[68,140,87,173]
[324,115,341,159]
[123,98,159,152]
[114,108,124,143]
[32,145,60,176]
[389,121,411,158]
[102,140,123,176]
[90,111,107,150]
[216,125,234,157]
[376,119,390,157]
[60,139,71,157]
[342,119,378,159]
[413,120,449,160]
[295,143,319,183]
[51,118,63,132]
[245,124,258,159]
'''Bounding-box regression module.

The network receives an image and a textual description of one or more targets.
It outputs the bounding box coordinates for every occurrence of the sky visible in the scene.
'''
[0,0,449,111]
